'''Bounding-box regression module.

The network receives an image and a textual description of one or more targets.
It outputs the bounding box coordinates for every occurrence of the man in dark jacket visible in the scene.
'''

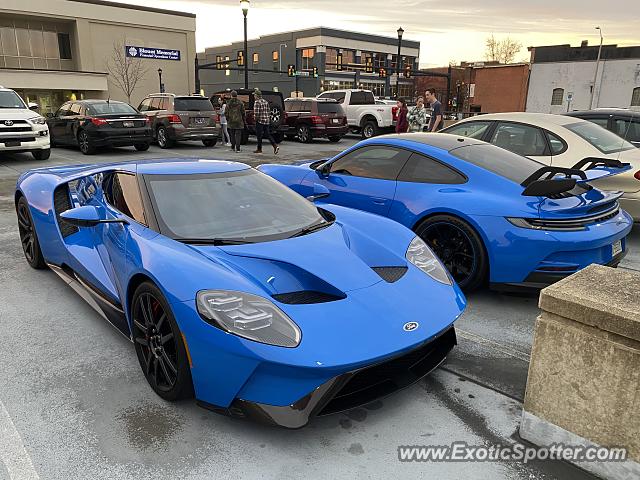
[226,90,246,152]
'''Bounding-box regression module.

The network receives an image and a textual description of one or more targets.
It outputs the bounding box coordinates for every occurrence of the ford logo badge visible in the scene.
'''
[403,321,419,332]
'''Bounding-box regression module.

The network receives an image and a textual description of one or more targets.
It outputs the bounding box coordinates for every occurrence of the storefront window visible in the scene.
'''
[360,82,386,96]
[0,21,72,70]
[16,28,31,57]
[1,27,18,56]
[323,80,355,91]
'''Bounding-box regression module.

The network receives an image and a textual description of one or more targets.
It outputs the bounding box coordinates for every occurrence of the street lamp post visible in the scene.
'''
[279,43,287,72]
[240,0,250,89]
[395,27,404,98]
[157,68,163,93]
[590,26,603,109]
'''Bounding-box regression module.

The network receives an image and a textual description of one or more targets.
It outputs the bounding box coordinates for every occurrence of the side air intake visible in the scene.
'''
[372,266,408,283]
[53,185,79,238]
[272,291,346,305]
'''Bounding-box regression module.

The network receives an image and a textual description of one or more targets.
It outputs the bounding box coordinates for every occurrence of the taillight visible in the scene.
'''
[167,114,182,124]
[89,117,107,126]
[310,115,324,124]
[212,113,219,123]
[145,116,151,124]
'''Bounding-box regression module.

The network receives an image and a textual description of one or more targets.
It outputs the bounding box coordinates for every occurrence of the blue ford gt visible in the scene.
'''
[259,134,633,290]
[15,159,465,428]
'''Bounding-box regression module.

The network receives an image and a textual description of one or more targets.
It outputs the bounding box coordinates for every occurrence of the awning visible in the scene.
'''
[0,69,109,92]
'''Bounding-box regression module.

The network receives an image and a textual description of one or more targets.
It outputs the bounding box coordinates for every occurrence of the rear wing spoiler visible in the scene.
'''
[521,157,631,197]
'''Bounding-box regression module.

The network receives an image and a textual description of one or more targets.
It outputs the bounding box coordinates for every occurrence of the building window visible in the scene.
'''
[551,88,564,106]
[323,80,355,91]
[360,82,385,96]
[373,53,386,70]
[272,50,278,71]
[252,52,259,64]
[397,83,414,99]
[216,55,222,69]
[237,51,245,66]
[631,87,640,107]
[57,33,72,60]
[325,48,338,70]
[225,56,230,76]
[301,48,315,70]
[341,50,355,71]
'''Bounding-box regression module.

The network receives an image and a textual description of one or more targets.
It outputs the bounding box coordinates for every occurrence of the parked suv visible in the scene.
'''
[210,89,287,144]
[0,86,50,160]
[565,109,640,148]
[138,94,220,148]
[284,98,348,143]
[47,100,151,155]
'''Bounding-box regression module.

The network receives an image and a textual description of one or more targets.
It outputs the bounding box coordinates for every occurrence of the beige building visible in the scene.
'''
[0,0,196,113]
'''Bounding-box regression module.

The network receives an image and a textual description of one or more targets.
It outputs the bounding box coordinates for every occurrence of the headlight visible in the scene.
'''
[28,116,47,125]
[406,236,452,285]
[196,290,301,347]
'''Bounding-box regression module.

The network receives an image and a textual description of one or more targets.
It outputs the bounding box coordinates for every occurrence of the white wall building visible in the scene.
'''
[526,43,640,114]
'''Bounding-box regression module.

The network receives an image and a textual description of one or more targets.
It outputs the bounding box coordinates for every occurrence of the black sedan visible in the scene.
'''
[47,100,152,155]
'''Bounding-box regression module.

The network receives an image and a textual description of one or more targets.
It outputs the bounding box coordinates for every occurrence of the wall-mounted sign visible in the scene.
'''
[126,45,181,61]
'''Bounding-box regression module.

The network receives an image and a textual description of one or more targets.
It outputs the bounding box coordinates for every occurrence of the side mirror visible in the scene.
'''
[60,206,128,228]
[45,112,54,118]
[315,161,331,177]
[306,183,330,202]
[28,102,39,111]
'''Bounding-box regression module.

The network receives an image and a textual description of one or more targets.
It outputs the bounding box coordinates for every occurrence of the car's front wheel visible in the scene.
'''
[327,135,341,143]
[131,282,193,401]
[415,215,487,291]
[134,143,150,151]
[297,125,312,143]
[16,196,46,269]
[202,139,217,147]
[32,148,51,160]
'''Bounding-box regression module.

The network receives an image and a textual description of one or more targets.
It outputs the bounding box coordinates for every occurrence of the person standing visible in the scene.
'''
[425,88,443,132]
[407,96,428,132]
[218,97,231,146]
[395,97,409,134]
[253,89,279,154]
[225,90,245,152]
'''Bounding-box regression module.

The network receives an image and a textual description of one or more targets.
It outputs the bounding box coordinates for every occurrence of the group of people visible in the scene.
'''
[217,89,279,154]
[395,88,443,134]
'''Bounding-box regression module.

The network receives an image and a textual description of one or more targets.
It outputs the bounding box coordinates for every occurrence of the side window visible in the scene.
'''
[103,173,146,224]
[445,121,491,140]
[350,92,366,105]
[69,103,82,115]
[56,103,71,117]
[545,131,567,155]
[284,101,293,112]
[491,122,548,156]
[398,153,466,184]
[301,101,312,112]
[615,119,640,144]
[138,98,151,112]
[289,100,302,112]
[588,117,610,129]
[330,146,411,180]
[149,98,162,111]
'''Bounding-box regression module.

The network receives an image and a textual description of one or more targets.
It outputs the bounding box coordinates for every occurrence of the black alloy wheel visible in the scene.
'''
[16,197,46,269]
[202,139,218,147]
[327,135,341,143]
[134,143,150,151]
[415,215,487,291]
[131,282,193,401]
[78,130,95,155]
[297,125,312,143]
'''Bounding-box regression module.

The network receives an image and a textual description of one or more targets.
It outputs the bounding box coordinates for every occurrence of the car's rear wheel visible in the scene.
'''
[131,282,193,401]
[202,139,218,147]
[415,215,487,291]
[78,130,95,155]
[16,197,46,269]
[297,125,312,143]
[32,148,51,160]
[327,135,341,143]
[134,143,150,151]
[361,120,379,139]
[157,126,175,149]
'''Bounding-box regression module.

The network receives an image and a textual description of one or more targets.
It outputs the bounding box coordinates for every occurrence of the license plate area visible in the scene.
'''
[612,240,622,257]
[4,140,21,147]
[332,118,339,124]
[193,117,208,125]
[123,121,135,127]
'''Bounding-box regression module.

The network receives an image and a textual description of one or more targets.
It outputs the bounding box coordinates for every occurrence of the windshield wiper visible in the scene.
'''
[288,220,333,238]
[178,238,250,245]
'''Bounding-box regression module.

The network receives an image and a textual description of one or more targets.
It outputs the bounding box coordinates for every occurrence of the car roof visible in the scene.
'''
[285,97,337,102]
[566,108,640,118]
[458,112,586,127]
[373,133,486,151]
[77,99,128,104]
[135,159,252,175]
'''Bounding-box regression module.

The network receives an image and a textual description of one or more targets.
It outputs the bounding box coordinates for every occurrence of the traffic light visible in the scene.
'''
[312,66,318,78]
[365,57,373,74]
[404,65,411,78]
[336,52,343,71]
[378,67,386,78]
[287,64,296,77]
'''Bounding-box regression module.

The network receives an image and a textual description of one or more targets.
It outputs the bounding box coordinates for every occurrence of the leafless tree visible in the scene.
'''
[105,40,148,104]
[485,34,523,64]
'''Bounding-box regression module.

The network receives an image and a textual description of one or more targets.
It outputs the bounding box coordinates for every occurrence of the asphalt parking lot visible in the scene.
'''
[0,137,638,480]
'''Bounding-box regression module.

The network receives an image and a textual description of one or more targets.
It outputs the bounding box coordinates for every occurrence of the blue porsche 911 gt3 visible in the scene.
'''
[15,159,465,428]
[258,134,633,290]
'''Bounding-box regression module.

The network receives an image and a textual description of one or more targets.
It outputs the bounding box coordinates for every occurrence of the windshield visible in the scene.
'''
[174,97,214,111]
[450,144,545,184]
[87,103,138,115]
[565,121,635,154]
[145,170,325,243]
[0,90,26,109]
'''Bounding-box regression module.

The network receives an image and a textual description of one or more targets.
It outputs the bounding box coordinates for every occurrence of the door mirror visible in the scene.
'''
[306,183,331,202]
[45,112,54,118]
[60,206,128,227]
[315,160,332,177]
[28,102,39,111]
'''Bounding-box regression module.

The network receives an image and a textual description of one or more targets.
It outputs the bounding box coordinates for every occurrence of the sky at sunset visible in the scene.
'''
[114,0,640,67]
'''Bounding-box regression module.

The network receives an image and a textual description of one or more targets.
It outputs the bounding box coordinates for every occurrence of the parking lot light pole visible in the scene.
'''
[396,27,404,98]
[157,68,163,93]
[590,26,603,109]
[240,0,250,89]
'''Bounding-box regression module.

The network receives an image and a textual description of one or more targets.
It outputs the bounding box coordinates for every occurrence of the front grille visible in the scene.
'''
[0,126,32,133]
[318,327,457,415]
[1,136,36,143]
[372,266,408,283]
[527,203,620,231]
[0,119,28,125]
[53,185,79,238]
[272,290,345,304]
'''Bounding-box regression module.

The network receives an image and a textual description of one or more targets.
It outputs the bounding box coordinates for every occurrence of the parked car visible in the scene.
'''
[259,134,632,291]
[0,86,50,160]
[316,89,396,139]
[565,108,640,148]
[283,98,348,143]
[15,158,465,428]
[138,93,220,148]
[210,89,287,144]
[47,100,151,155]
[442,113,640,220]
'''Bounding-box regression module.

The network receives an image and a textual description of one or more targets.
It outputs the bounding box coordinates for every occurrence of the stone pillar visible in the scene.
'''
[520,264,640,480]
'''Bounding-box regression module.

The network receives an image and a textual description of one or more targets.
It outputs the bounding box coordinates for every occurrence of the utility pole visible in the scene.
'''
[590,26,603,109]
[395,27,404,98]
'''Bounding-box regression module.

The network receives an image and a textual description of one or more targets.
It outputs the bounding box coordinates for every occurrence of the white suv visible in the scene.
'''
[0,86,50,160]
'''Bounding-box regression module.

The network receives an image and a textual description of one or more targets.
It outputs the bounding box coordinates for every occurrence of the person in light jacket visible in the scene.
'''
[218,97,231,146]
[408,96,428,132]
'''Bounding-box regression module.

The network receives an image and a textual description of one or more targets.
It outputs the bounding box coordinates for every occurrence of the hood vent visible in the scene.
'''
[372,266,408,283]
[272,290,345,305]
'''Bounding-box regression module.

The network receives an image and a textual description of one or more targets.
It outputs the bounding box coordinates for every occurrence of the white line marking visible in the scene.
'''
[0,399,39,480]
[456,329,531,362]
